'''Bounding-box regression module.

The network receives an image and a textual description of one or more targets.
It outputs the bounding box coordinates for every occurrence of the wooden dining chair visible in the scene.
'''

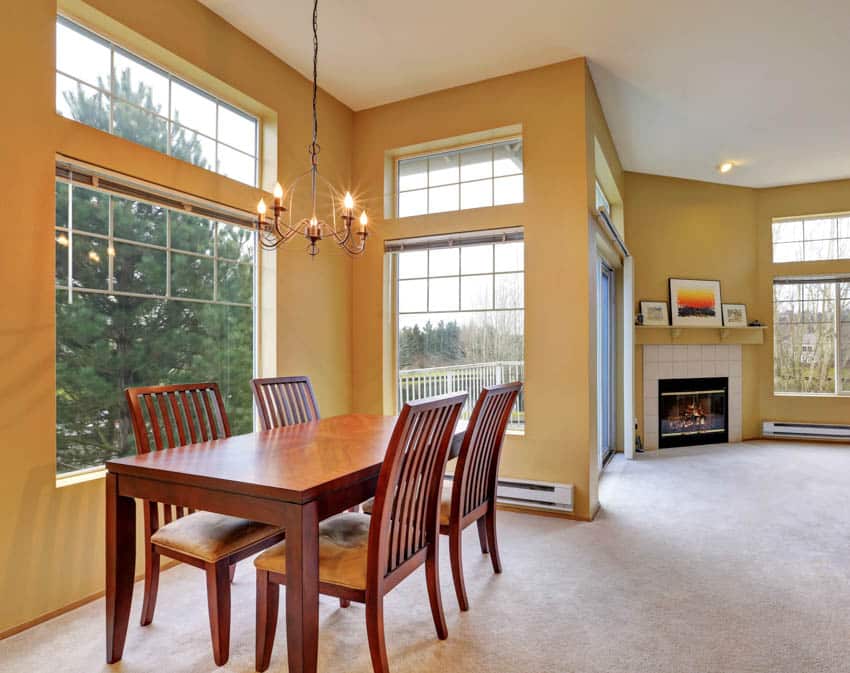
[125,382,286,666]
[441,382,522,611]
[253,391,468,673]
[251,375,320,430]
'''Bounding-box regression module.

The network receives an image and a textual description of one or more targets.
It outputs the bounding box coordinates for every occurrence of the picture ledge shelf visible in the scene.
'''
[635,325,766,345]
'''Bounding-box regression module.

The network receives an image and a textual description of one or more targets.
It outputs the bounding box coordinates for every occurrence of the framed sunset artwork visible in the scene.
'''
[669,278,723,327]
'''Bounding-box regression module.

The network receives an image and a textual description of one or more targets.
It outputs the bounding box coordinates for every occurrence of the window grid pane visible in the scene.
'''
[774,280,841,395]
[396,240,525,430]
[397,139,524,218]
[772,213,850,263]
[56,17,258,186]
[55,180,256,474]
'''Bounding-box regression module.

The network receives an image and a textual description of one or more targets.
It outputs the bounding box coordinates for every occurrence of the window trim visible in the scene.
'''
[395,137,524,219]
[56,15,260,186]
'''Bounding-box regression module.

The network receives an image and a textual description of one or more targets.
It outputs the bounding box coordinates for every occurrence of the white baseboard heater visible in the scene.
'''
[445,476,574,513]
[762,421,850,441]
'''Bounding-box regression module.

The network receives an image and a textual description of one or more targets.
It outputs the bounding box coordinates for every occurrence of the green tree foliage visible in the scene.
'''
[55,70,253,473]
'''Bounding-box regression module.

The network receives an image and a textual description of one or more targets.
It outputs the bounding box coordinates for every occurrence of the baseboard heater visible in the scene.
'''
[445,475,574,513]
[762,421,850,441]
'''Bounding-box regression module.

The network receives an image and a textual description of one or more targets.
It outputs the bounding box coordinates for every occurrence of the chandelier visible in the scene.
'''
[256,0,368,256]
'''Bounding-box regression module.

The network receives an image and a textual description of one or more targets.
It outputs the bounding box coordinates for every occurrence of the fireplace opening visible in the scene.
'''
[658,377,728,448]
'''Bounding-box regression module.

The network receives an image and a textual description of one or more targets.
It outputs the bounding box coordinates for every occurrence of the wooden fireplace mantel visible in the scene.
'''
[635,325,766,345]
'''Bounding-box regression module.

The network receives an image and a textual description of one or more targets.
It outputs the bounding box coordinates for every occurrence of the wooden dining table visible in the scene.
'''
[104,413,466,673]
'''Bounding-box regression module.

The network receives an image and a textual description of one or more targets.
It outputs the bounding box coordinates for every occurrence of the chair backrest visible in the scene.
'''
[368,392,467,583]
[452,382,522,519]
[251,375,320,430]
[125,382,230,530]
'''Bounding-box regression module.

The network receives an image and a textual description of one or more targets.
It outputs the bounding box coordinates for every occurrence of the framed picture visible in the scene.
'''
[669,278,723,327]
[640,301,669,326]
[722,303,748,327]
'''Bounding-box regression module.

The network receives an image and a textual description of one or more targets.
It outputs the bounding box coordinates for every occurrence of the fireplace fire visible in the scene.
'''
[658,377,728,448]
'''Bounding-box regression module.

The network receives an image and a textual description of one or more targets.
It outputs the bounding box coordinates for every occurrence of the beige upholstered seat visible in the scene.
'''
[150,511,281,563]
[255,513,371,590]
[362,490,452,526]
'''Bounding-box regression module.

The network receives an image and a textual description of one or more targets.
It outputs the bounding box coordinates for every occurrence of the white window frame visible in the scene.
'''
[55,170,258,476]
[773,277,850,396]
[396,139,524,218]
[595,180,611,216]
[388,230,525,432]
[56,15,259,187]
[771,212,850,264]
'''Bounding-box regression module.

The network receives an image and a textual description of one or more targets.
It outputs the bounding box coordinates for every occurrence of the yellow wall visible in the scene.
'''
[626,171,850,441]
[757,178,850,424]
[350,59,604,520]
[0,0,354,634]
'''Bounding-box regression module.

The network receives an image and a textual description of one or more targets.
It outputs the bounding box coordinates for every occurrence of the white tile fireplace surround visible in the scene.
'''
[643,345,742,450]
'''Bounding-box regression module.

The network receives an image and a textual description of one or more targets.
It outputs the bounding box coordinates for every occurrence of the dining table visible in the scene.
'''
[104,413,467,673]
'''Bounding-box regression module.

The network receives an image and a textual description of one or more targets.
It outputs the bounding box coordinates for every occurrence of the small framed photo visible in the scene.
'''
[640,301,669,326]
[722,303,748,327]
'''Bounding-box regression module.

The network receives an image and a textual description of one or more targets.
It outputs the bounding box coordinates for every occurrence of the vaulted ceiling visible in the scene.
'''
[200,0,850,188]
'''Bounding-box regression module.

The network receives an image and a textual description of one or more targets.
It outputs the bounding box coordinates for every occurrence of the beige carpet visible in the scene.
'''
[2,440,850,673]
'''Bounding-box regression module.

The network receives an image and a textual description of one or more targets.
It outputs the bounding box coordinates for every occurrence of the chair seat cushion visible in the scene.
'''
[362,489,453,526]
[151,511,281,563]
[254,513,371,590]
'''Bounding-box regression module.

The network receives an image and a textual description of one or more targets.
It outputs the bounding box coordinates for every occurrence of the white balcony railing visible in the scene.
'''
[398,361,525,429]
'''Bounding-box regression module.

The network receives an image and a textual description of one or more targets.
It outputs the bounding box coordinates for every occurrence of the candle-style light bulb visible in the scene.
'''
[359,210,368,231]
[257,199,267,216]
[343,192,354,211]
[273,182,284,201]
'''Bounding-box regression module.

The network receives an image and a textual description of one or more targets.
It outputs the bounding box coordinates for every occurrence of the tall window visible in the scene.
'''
[55,17,259,186]
[772,213,850,263]
[392,235,525,429]
[397,140,523,218]
[773,279,850,395]
[55,178,255,474]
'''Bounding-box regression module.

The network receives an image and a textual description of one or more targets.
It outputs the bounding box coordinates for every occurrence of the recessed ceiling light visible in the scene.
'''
[718,161,734,174]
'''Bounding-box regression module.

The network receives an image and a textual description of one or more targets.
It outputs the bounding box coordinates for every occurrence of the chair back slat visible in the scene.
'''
[251,376,320,430]
[368,393,466,579]
[455,383,522,518]
[125,382,231,534]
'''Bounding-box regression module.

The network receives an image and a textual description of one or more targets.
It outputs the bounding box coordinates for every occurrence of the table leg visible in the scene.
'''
[105,473,136,663]
[285,500,320,673]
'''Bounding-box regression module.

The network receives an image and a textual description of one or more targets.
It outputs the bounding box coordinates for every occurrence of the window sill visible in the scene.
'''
[773,392,850,399]
[56,466,106,489]
[506,429,525,437]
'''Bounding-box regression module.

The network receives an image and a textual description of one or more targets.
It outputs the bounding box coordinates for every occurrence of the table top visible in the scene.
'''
[106,414,399,504]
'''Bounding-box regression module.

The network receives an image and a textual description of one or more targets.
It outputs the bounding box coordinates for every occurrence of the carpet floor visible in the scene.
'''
[2,440,849,673]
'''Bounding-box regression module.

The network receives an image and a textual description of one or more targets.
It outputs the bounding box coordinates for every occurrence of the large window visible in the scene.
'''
[56,16,259,186]
[392,234,525,429]
[773,279,850,394]
[772,213,850,263]
[55,178,255,474]
[397,140,523,218]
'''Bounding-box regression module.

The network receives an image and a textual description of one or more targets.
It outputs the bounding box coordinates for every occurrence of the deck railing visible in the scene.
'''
[398,361,524,429]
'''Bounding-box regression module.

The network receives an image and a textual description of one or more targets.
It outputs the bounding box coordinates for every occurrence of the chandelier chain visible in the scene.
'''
[311,0,319,155]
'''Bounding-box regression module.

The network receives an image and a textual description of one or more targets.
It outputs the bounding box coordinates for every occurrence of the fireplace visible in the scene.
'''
[658,377,728,448]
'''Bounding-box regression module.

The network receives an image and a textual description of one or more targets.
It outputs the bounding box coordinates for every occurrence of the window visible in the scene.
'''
[772,213,850,263]
[55,17,259,186]
[773,279,850,394]
[397,140,523,218]
[595,181,611,215]
[55,178,256,474]
[391,233,525,430]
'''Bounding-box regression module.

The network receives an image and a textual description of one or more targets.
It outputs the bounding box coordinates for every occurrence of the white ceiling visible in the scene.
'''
[199,0,850,188]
